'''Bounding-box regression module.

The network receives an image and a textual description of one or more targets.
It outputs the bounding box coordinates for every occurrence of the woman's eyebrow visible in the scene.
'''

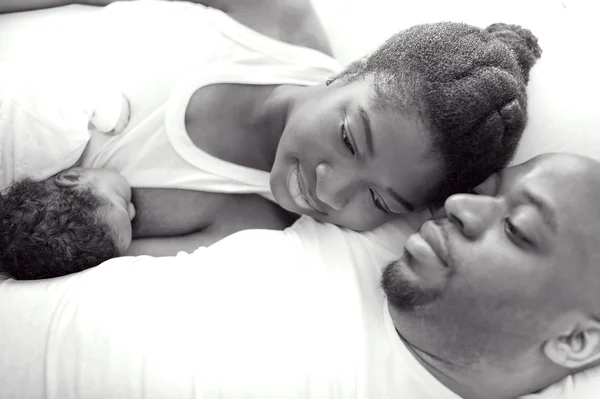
[357,105,374,157]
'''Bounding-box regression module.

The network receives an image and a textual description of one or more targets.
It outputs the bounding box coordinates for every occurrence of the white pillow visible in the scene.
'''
[311,0,565,65]
[511,12,600,166]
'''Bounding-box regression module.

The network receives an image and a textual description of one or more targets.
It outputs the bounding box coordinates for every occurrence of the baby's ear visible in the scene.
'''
[543,318,600,370]
[54,169,90,188]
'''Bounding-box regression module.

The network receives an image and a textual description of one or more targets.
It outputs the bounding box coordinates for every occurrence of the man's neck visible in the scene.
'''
[401,335,496,399]
[391,310,560,398]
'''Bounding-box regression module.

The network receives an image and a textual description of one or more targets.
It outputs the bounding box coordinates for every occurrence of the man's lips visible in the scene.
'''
[418,219,449,266]
[403,219,449,269]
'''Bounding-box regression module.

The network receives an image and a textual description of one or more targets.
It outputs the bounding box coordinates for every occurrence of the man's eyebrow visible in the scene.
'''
[387,188,415,213]
[357,105,374,157]
[523,190,557,233]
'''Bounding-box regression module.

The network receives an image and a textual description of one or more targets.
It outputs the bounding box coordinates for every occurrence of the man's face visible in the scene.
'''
[383,153,600,361]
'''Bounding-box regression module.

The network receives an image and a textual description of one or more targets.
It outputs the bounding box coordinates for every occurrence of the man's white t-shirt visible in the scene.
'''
[0,214,459,399]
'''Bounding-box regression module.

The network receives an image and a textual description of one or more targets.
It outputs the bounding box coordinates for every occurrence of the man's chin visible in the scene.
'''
[381,256,442,312]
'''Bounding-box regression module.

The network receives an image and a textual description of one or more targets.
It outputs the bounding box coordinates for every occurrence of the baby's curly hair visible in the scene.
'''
[330,22,542,203]
[0,179,119,280]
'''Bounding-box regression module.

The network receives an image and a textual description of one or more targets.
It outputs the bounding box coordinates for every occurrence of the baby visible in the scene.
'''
[0,168,134,280]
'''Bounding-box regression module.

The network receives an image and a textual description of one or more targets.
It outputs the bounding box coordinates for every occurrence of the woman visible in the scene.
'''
[1,0,541,259]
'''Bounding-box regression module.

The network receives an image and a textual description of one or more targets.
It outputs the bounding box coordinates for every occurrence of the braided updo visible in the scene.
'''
[330,22,542,202]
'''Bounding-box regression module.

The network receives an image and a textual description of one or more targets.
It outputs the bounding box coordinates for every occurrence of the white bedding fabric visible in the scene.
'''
[1,215,456,399]
[0,63,127,189]
[0,1,599,398]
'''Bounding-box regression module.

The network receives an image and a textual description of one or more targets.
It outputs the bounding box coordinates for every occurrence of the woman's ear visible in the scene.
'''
[54,169,87,188]
[544,318,600,370]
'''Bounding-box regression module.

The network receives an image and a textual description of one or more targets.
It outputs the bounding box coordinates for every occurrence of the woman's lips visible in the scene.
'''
[128,202,136,221]
[288,161,315,213]
[288,161,326,214]
[297,164,327,213]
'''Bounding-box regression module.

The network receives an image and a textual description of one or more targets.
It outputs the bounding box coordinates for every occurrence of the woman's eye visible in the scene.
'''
[504,217,531,246]
[341,123,355,155]
[370,189,389,213]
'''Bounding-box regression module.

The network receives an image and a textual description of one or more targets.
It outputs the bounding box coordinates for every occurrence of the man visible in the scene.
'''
[383,152,600,397]
[1,152,598,398]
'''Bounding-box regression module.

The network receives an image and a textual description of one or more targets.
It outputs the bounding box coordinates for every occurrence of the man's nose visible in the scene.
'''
[444,194,502,238]
[315,163,352,211]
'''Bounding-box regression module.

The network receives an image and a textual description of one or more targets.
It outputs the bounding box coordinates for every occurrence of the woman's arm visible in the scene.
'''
[203,0,333,55]
[0,0,332,55]
[125,231,222,257]
[128,189,296,256]
[0,0,80,13]
[126,212,292,257]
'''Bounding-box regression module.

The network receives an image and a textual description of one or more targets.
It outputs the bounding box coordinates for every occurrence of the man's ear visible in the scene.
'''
[54,169,88,188]
[543,318,600,369]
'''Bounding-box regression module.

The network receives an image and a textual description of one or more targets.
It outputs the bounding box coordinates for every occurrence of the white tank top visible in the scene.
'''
[80,1,342,202]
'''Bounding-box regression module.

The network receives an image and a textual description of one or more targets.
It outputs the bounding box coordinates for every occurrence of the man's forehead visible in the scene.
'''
[504,154,595,186]
[500,155,600,222]
[496,157,543,192]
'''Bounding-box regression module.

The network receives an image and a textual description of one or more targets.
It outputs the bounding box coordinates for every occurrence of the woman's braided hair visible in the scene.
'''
[329,22,542,203]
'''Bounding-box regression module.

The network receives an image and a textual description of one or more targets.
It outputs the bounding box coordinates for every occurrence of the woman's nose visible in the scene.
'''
[315,163,351,211]
[444,193,502,238]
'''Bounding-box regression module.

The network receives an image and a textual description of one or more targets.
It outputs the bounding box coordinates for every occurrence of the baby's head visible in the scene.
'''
[0,168,135,280]
[271,22,542,230]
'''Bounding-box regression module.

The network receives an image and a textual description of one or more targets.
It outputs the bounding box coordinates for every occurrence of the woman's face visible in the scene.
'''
[270,76,444,230]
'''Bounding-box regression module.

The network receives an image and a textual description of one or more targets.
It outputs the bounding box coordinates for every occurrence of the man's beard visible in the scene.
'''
[381,251,443,312]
